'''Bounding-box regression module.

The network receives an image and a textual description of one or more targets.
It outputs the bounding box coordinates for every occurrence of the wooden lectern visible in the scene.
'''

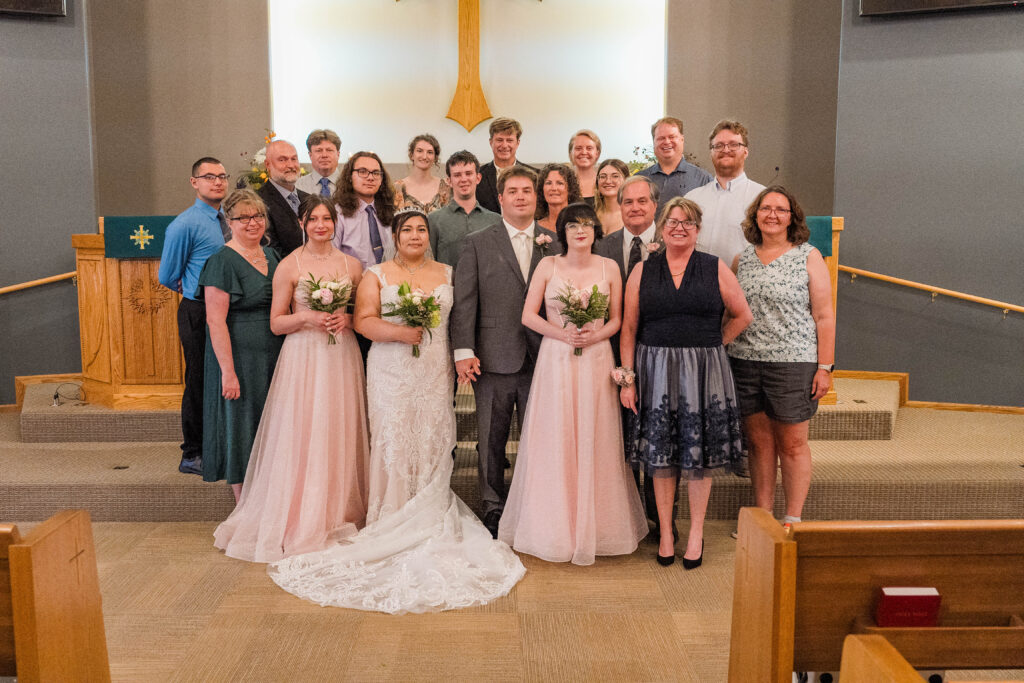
[72,224,184,410]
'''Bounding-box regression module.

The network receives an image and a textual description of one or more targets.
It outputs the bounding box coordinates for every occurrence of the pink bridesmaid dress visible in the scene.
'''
[214,256,369,562]
[498,261,647,565]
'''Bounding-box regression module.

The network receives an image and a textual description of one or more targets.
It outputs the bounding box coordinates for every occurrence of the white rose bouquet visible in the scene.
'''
[301,273,352,344]
[382,281,442,357]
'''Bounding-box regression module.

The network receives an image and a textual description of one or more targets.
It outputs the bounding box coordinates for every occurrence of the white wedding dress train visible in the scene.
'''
[268,264,525,614]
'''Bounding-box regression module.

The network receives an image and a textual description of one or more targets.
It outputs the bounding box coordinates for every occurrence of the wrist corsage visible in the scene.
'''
[611,367,636,387]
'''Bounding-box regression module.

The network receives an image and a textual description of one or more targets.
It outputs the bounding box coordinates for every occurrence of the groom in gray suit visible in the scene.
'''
[451,166,560,537]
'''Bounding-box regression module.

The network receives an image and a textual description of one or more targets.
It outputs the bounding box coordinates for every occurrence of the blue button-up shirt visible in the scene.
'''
[637,158,712,211]
[158,198,225,300]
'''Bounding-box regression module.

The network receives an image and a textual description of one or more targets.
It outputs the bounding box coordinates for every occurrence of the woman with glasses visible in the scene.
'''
[498,202,647,565]
[198,189,284,502]
[620,197,752,567]
[727,186,835,527]
[214,195,369,562]
[593,158,629,234]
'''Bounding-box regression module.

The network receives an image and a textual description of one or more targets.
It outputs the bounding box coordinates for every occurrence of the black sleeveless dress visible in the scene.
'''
[625,251,743,479]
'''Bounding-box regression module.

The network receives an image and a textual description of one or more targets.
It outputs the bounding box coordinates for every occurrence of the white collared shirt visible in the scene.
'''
[295,167,342,196]
[685,172,765,268]
[621,222,657,268]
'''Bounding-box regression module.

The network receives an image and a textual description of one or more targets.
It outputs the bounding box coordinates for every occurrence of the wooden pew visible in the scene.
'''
[0,510,110,682]
[839,634,1015,683]
[728,507,1024,682]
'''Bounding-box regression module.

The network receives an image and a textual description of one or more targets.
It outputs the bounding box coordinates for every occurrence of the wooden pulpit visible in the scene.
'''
[72,218,184,410]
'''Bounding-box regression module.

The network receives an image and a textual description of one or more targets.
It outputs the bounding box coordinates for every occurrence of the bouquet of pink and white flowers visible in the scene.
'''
[302,273,352,344]
[382,282,442,357]
[552,281,610,356]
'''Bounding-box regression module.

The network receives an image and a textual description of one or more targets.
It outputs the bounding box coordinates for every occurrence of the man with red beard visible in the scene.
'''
[685,120,766,267]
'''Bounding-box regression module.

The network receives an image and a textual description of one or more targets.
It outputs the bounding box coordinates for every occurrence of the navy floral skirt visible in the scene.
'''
[626,343,743,480]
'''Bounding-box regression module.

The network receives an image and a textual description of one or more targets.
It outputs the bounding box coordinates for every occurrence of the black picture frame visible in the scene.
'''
[0,0,67,17]
[860,0,1021,16]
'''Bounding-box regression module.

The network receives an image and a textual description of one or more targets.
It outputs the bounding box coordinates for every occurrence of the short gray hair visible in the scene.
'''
[617,175,659,205]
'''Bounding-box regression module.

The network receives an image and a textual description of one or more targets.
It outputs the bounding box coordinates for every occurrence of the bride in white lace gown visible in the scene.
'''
[269,209,525,613]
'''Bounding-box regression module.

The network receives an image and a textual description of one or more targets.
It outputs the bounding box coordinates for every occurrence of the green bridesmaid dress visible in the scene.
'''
[198,246,283,484]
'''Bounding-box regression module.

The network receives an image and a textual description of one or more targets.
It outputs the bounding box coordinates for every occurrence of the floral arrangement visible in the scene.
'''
[535,234,553,254]
[382,282,441,357]
[611,366,636,387]
[301,273,352,344]
[552,281,610,356]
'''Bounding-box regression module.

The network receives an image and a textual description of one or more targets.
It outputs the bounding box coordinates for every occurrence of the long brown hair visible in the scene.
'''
[333,151,395,226]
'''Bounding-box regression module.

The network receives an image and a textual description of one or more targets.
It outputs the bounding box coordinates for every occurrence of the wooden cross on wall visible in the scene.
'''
[398,0,542,132]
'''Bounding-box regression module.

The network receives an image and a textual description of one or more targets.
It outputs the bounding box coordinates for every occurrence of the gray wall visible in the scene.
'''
[0,2,95,404]
[833,1,1024,405]
[667,1,841,215]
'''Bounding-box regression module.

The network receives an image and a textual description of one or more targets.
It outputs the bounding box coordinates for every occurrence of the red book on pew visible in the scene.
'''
[875,587,941,627]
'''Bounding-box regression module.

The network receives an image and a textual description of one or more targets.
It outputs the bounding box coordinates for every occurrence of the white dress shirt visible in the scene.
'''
[684,172,765,268]
[296,167,342,197]
[621,222,658,269]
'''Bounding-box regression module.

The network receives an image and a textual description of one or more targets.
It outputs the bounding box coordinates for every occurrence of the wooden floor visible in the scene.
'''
[14,520,1006,682]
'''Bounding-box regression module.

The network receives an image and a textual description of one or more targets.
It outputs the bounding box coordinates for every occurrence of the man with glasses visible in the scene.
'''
[258,139,309,256]
[333,151,395,271]
[638,116,711,211]
[158,157,230,475]
[684,120,765,267]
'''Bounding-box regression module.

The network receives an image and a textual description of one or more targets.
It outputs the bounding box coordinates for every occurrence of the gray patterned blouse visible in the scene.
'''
[727,242,817,362]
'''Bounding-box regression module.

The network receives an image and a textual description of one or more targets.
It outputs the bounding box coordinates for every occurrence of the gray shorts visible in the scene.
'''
[729,358,819,423]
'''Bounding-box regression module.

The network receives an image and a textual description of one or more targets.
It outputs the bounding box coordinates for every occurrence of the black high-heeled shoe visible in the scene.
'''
[682,541,703,570]
[656,552,675,566]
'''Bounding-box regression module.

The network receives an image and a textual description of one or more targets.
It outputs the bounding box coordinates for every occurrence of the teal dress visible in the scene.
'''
[198,246,283,484]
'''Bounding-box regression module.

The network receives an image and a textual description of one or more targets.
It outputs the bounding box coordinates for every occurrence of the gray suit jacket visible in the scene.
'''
[451,222,561,375]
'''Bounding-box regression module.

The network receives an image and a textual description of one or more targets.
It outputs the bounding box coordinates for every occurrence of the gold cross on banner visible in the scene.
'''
[130,225,154,250]
[399,0,541,132]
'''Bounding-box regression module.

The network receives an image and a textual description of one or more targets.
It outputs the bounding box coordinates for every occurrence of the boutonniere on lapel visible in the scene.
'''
[646,241,662,254]
[535,234,553,255]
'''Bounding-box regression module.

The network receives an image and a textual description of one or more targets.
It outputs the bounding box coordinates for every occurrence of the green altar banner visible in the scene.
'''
[806,216,833,257]
[103,216,175,258]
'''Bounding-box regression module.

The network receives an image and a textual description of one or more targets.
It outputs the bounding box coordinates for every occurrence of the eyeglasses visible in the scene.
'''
[710,142,747,152]
[353,168,383,179]
[757,206,791,215]
[664,218,697,230]
[229,214,266,224]
[565,222,595,233]
[193,173,230,182]
[597,173,623,182]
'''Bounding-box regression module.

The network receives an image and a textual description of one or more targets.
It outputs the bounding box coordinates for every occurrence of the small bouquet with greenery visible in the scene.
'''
[382,282,441,357]
[301,273,352,344]
[552,281,610,356]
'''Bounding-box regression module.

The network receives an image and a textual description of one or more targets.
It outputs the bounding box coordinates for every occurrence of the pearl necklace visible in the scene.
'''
[395,256,427,274]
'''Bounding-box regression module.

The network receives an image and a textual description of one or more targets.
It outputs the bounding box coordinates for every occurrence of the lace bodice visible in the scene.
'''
[369,264,452,346]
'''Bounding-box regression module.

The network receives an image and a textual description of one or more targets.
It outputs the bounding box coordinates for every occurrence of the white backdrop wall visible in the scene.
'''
[268,0,666,165]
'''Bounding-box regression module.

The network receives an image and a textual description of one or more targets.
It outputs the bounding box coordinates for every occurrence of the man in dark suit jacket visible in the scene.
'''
[257,140,309,256]
[475,117,538,214]
[594,174,676,537]
[452,165,560,537]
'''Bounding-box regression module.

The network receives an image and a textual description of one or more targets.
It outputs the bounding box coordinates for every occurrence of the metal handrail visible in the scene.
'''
[0,271,77,297]
[839,265,1023,317]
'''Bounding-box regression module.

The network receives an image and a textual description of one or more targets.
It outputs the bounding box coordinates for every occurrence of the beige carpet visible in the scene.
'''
[5,520,1014,682]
